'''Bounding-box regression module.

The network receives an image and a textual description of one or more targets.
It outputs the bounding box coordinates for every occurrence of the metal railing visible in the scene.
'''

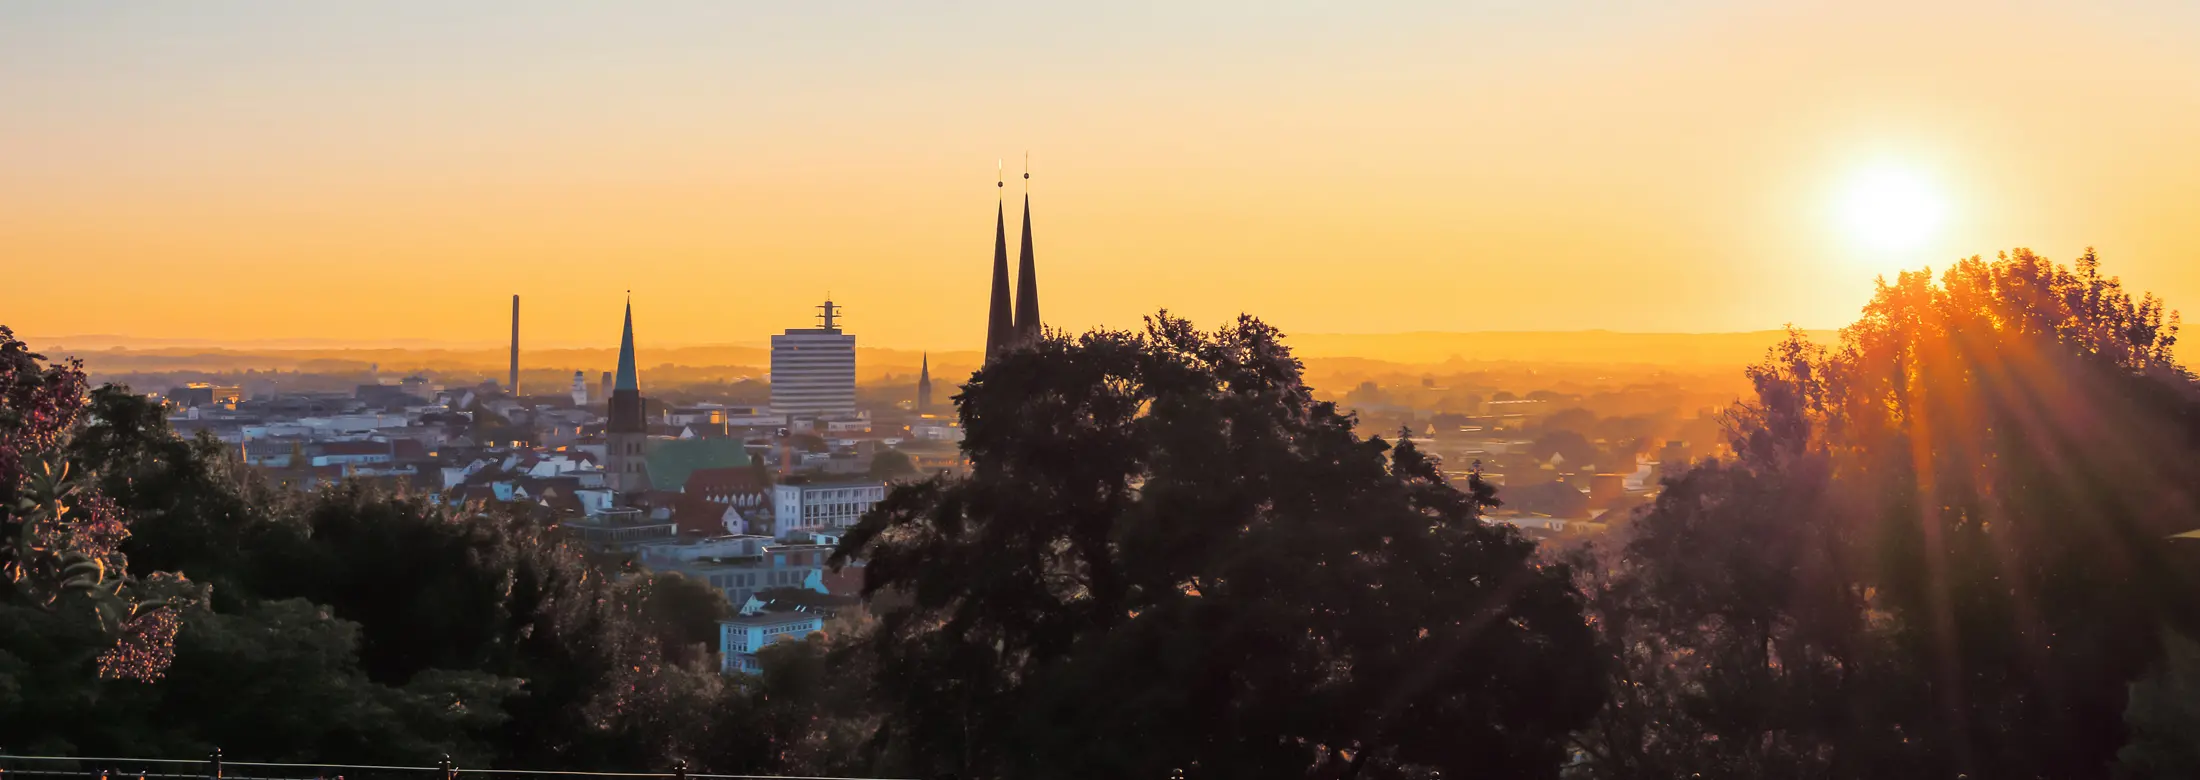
[0,753,906,780]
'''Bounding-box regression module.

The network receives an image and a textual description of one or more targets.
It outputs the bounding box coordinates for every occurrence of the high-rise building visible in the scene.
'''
[916,353,933,413]
[606,299,650,495]
[770,299,857,419]
[600,371,613,405]
[983,161,1043,363]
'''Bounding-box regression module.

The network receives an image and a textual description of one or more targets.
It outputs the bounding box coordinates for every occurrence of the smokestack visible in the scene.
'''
[508,295,521,395]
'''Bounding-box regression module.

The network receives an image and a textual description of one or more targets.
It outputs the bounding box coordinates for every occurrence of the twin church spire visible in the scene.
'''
[985,159,1042,362]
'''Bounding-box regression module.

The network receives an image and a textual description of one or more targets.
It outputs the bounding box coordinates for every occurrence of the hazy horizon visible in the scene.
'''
[6,5,2200,774]
[25,327,1847,374]
[8,1,2198,350]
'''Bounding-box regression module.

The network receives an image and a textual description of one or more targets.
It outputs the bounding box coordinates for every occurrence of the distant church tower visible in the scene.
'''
[1014,164,1041,347]
[984,168,1016,362]
[570,370,587,406]
[605,298,650,495]
[983,159,1043,363]
[916,353,934,413]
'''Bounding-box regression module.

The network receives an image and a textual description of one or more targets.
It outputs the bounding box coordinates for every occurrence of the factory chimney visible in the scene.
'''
[508,295,521,395]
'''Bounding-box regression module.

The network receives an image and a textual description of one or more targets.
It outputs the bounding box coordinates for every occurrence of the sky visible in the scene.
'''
[4,1,2198,351]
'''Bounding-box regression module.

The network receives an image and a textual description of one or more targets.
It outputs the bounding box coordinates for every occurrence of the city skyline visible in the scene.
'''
[6,1,2199,351]
[8,4,2200,776]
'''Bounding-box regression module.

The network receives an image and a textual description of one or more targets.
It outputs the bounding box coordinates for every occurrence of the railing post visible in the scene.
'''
[208,749,222,780]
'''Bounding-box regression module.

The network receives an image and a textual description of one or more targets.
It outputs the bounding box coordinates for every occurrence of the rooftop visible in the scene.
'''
[719,611,826,628]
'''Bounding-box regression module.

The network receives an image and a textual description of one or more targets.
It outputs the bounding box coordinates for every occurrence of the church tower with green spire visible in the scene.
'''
[606,297,650,495]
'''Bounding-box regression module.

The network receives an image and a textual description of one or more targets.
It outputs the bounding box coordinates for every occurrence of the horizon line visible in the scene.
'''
[23,326,1846,354]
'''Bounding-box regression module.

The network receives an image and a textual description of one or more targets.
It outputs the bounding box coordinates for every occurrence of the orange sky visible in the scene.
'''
[4,1,2198,352]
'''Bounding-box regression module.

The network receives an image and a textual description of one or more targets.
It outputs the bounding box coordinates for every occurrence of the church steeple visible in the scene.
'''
[605,294,650,495]
[984,166,1016,362]
[614,296,639,393]
[1014,157,1041,347]
[916,352,934,413]
[608,295,644,435]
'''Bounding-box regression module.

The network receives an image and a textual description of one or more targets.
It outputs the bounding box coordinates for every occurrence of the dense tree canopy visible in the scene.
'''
[1576,250,2200,779]
[838,314,1605,780]
[0,333,758,770]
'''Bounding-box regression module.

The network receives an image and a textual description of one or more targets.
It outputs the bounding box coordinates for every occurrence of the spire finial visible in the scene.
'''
[997,159,1004,190]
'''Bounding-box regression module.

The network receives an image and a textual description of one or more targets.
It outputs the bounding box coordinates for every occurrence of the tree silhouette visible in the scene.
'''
[1577,250,2200,779]
[867,449,917,481]
[837,313,1604,779]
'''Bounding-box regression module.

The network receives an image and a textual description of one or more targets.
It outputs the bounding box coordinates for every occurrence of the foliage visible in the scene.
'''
[245,484,730,769]
[0,326,200,682]
[75,385,292,608]
[629,571,733,667]
[837,313,1604,779]
[693,633,889,778]
[1575,250,2200,779]
[867,448,917,481]
[2117,632,2200,779]
[5,363,752,769]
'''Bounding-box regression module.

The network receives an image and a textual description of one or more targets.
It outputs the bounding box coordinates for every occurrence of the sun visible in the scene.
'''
[1837,165,1949,254]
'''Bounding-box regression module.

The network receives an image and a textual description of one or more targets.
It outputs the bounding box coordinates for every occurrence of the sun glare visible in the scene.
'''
[1837,165,1949,254]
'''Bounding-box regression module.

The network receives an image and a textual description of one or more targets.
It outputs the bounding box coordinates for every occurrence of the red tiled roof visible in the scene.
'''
[672,495,737,537]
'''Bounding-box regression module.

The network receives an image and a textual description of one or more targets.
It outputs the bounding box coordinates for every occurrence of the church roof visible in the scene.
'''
[645,437,753,492]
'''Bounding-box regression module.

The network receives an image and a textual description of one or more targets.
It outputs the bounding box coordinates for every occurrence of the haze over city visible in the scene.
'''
[6,4,2200,780]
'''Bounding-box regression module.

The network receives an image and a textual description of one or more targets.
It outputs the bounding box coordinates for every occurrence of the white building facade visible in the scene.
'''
[718,612,826,674]
[772,480,886,539]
